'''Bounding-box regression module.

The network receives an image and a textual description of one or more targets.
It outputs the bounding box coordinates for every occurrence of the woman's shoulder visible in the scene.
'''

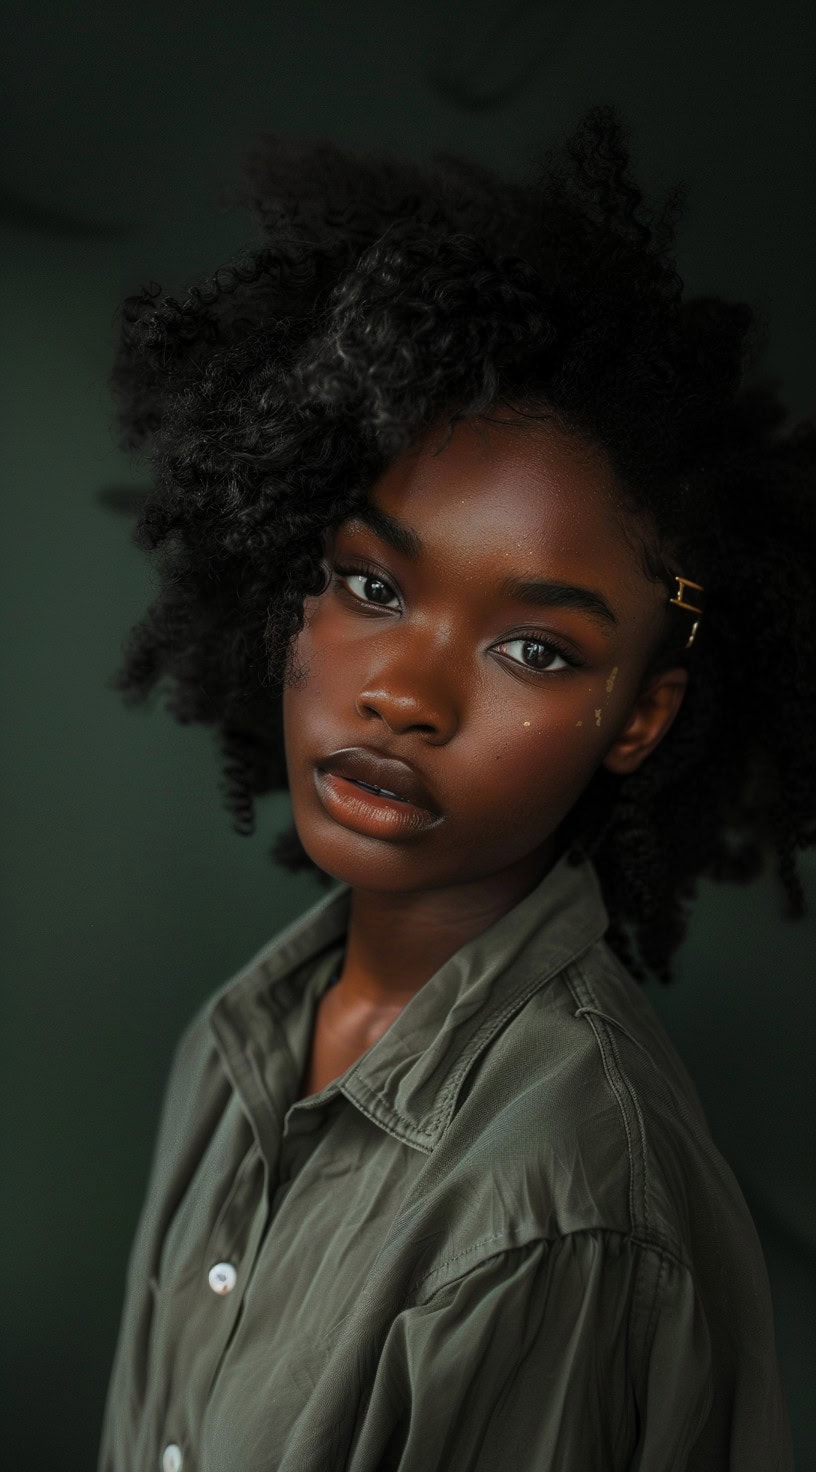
[443,936,754,1264]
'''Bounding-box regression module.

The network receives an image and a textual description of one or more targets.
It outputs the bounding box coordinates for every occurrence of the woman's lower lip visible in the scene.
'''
[313,768,442,841]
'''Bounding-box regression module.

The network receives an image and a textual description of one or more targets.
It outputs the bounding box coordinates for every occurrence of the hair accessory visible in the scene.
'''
[669,575,704,649]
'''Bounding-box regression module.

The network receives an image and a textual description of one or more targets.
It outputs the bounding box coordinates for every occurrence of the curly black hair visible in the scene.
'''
[105,104,816,984]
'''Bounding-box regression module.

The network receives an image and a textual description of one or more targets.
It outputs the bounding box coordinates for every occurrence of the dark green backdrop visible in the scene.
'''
[2,2,814,1467]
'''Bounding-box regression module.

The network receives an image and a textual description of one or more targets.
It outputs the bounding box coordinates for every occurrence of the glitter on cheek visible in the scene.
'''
[605,665,619,694]
[595,708,602,727]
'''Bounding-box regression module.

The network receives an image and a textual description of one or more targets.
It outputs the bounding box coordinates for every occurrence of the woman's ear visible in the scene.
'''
[602,667,689,776]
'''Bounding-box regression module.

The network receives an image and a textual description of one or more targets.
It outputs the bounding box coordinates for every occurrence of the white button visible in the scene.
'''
[208,1261,237,1295]
[161,1445,182,1472]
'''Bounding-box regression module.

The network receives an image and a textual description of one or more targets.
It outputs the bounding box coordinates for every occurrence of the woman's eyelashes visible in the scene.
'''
[492,635,575,674]
[329,560,583,676]
[333,562,399,609]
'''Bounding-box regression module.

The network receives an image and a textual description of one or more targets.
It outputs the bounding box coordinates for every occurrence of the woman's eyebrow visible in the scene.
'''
[344,504,422,560]
[500,574,618,632]
[342,504,618,633]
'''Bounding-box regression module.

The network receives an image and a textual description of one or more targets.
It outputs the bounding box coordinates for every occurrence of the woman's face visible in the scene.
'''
[283,414,678,894]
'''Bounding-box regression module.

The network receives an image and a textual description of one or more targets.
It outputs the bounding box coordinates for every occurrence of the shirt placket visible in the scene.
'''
[156,983,341,1471]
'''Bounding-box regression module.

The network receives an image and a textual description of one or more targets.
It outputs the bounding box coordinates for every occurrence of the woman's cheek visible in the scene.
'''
[482,708,589,808]
[519,686,620,802]
[561,664,622,735]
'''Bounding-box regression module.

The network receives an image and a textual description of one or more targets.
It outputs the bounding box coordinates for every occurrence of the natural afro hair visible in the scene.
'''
[105,103,816,984]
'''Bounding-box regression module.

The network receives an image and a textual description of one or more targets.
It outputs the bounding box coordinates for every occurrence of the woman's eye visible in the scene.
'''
[494,637,574,674]
[333,564,400,609]
[331,565,576,675]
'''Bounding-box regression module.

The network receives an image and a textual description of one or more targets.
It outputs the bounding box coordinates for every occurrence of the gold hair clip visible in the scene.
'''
[669,576,704,649]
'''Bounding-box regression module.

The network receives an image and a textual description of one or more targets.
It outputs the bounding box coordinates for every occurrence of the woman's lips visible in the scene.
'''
[315,746,440,814]
[346,776,407,802]
[313,768,443,841]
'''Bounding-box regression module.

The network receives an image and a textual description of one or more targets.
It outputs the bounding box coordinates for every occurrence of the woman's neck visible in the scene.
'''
[335,843,557,1009]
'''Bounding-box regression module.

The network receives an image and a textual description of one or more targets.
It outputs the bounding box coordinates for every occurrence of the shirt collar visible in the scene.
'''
[209,850,609,1155]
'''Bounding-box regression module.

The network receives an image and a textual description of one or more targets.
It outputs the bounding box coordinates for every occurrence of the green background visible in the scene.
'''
[2,2,814,1466]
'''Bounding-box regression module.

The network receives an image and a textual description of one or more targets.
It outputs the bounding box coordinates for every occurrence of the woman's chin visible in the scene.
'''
[289,810,447,892]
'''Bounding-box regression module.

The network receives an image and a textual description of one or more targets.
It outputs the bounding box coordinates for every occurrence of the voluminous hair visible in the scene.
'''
[106,104,816,983]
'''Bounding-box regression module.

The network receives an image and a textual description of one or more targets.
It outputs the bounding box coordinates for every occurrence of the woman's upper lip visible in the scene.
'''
[316,747,441,814]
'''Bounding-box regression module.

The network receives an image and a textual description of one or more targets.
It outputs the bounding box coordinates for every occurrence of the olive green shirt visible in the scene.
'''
[99,852,792,1471]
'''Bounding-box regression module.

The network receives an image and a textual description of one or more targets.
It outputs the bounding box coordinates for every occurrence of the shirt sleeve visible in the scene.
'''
[350,1228,716,1472]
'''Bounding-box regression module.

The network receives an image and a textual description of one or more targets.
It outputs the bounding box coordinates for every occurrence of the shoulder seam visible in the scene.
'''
[413,1225,689,1302]
[564,960,651,1237]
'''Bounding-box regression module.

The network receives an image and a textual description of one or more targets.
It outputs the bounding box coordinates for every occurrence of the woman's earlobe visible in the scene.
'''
[601,667,689,776]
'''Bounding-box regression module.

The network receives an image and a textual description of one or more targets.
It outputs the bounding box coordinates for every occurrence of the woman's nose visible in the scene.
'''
[354,646,460,740]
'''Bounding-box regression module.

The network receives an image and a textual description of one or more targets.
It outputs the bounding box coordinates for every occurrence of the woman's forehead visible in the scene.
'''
[356,415,639,572]
[334,417,664,636]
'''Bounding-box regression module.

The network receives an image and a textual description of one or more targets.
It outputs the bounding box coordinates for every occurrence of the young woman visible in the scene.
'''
[98,106,813,1470]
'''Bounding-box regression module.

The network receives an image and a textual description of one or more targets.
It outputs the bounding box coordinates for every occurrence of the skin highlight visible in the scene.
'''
[283,414,688,1091]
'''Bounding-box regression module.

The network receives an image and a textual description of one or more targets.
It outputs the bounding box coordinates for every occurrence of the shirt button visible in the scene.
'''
[208,1261,237,1295]
[161,1445,183,1472]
